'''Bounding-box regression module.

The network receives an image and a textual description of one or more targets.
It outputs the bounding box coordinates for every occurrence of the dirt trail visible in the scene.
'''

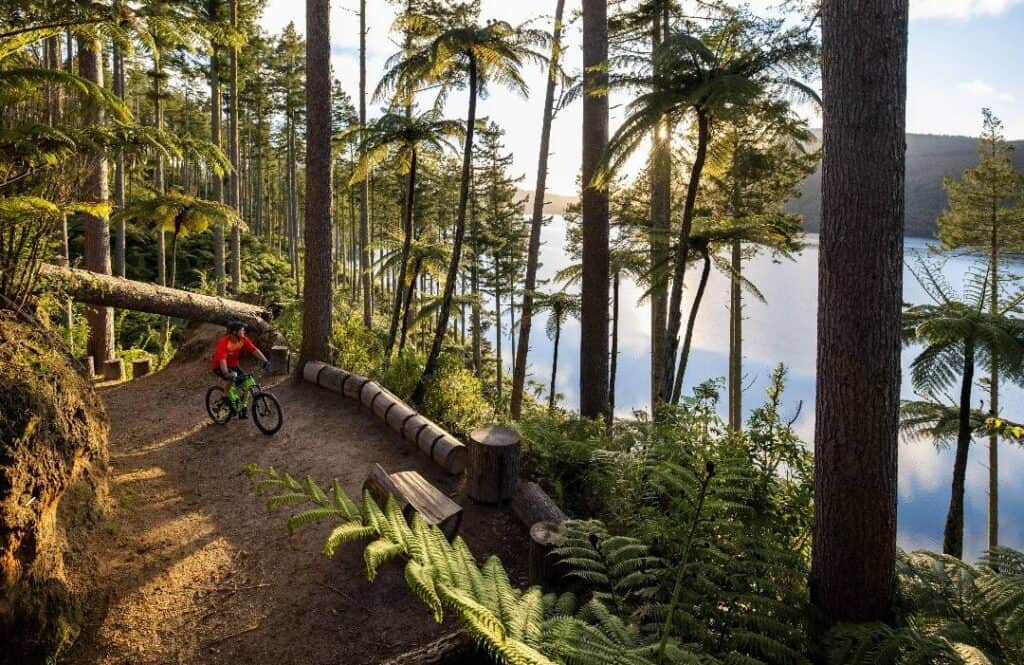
[70,325,528,665]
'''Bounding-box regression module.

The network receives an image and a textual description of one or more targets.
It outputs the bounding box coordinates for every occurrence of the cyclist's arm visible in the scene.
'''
[219,358,230,375]
[242,337,268,364]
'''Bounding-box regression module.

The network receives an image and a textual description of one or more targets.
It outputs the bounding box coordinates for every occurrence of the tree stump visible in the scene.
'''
[131,357,151,378]
[529,521,562,587]
[269,346,289,374]
[467,425,521,503]
[102,358,124,382]
[512,481,567,528]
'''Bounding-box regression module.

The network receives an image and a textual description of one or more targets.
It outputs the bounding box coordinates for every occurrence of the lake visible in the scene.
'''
[487,215,1024,560]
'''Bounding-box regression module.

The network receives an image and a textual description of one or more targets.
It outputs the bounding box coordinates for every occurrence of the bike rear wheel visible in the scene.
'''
[251,391,283,435]
[206,386,234,425]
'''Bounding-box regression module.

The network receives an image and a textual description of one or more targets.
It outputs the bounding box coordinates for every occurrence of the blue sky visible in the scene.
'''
[260,0,1024,193]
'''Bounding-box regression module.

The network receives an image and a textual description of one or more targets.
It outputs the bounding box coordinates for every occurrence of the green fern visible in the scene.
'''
[247,465,700,665]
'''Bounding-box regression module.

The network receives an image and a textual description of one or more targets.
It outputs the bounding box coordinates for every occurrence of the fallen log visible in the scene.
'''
[511,481,567,528]
[37,263,276,335]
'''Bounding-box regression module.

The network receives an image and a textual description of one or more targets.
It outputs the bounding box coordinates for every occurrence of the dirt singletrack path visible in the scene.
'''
[69,324,528,665]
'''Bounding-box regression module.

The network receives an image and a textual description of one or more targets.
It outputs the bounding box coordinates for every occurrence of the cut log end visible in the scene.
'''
[529,520,563,587]
[102,358,125,382]
[467,425,521,503]
[131,357,151,378]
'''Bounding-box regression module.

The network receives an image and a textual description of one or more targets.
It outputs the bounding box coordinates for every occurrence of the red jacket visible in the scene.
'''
[211,334,257,370]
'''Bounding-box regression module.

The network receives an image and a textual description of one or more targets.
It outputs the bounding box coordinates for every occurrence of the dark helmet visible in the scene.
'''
[226,320,246,334]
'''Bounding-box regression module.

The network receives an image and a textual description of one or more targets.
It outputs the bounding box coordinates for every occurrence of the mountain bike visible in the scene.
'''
[205,370,283,435]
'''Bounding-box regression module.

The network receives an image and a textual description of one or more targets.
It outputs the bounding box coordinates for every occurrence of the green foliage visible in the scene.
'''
[421,351,490,434]
[825,548,1024,664]
[246,464,699,665]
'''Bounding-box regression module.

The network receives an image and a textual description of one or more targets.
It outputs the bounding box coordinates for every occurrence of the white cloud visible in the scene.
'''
[912,0,1024,20]
[958,79,1017,102]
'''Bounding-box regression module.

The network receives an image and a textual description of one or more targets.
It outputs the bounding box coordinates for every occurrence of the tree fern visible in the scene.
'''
[246,465,699,665]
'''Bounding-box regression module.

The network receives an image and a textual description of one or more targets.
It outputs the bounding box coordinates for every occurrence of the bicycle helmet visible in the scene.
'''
[226,320,246,334]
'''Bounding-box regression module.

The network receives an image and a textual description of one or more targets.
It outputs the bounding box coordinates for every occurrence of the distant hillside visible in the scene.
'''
[518,132,1024,239]
[788,132,1024,238]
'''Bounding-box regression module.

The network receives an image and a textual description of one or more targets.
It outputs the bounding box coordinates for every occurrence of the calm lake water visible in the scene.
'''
[488,216,1024,560]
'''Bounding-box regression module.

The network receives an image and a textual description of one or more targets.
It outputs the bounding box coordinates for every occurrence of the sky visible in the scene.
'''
[259,0,1024,195]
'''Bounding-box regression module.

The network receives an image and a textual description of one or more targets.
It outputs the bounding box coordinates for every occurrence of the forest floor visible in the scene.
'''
[68,324,528,665]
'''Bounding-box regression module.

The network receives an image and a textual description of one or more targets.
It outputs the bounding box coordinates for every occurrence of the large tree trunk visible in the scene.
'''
[38,264,276,335]
[229,0,242,293]
[359,0,372,328]
[78,35,114,366]
[580,0,610,419]
[944,340,975,559]
[511,0,567,419]
[649,9,671,416]
[658,111,709,404]
[411,59,478,406]
[300,0,333,366]
[728,238,742,429]
[810,0,908,623]
[607,269,619,428]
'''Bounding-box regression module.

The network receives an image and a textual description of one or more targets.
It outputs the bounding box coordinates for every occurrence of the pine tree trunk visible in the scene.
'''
[398,257,421,354]
[300,0,333,366]
[649,10,671,415]
[229,0,242,293]
[112,24,126,277]
[988,236,999,549]
[658,111,709,403]
[78,35,114,366]
[511,0,566,419]
[671,246,710,404]
[810,0,907,623]
[728,239,742,430]
[412,59,478,406]
[580,0,610,419]
[944,340,975,559]
[495,261,503,401]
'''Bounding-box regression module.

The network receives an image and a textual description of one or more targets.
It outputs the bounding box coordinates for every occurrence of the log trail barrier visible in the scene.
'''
[132,357,152,378]
[102,358,125,382]
[466,425,521,504]
[511,481,567,528]
[301,361,468,475]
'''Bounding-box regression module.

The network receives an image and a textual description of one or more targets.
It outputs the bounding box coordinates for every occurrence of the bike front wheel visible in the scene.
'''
[206,386,233,425]
[251,391,283,435]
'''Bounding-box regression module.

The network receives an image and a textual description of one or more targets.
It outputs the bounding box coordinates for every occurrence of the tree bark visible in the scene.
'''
[810,0,907,623]
[112,19,126,278]
[78,35,114,366]
[229,0,242,293]
[511,0,567,419]
[209,0,226,296]
[38,264,276,335]
[944,340,975,559]
[412,58,478,406]
[378,632,478,665]
[649,11,670,415]
[300,0,334,366]
[580,0,610,419]
[988,233,999,549]
[549,319,560,412]
[607,269,619,428]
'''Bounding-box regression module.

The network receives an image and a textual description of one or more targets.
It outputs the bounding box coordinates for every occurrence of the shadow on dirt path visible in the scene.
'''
[69,324,528,665]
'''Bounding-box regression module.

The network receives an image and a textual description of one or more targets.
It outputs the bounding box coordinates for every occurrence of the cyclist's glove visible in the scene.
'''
[262,360,272,372]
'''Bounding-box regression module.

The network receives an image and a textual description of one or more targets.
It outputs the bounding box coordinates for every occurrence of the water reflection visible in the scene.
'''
[488,216,1023,560]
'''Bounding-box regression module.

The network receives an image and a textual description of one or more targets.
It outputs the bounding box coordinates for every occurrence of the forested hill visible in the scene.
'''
[789,132,1024,237]
[523,133,1024,239]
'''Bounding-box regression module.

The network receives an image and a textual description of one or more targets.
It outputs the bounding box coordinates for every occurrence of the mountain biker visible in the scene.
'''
[211,321,271,419]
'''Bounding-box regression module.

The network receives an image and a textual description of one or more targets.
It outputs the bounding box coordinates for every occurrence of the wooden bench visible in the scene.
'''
[362,464,463,539]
